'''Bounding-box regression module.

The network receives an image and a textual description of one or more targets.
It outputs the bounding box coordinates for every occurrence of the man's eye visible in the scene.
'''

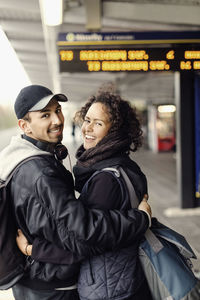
[84,119,90,123]
[42,114,49,118]
[56,108,61,113]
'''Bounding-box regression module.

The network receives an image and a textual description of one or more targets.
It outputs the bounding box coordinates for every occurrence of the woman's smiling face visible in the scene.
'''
[81,102,112,150]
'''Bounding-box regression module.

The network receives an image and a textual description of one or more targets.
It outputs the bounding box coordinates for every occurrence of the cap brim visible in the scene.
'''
[29,94,68,112]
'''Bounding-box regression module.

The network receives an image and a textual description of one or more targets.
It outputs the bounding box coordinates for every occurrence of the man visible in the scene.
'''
[0,85,151,300]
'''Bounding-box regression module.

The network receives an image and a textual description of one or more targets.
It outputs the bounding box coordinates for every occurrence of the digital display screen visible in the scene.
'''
[57,31,200,73]
[58,48,200,72]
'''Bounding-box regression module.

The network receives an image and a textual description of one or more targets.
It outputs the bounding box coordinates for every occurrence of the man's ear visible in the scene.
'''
[18,119,32,134]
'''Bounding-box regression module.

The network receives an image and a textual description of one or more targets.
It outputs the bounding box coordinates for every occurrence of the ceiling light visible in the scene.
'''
[39,0,63,26]
[158,105,176,113]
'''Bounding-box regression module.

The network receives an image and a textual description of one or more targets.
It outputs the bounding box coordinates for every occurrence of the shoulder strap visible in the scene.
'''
[118,167,139,208]
[103,166,139,208]
[117,166,164,254]
[1,155,42,188]
[102,167,120,177]
[87,167,126,202]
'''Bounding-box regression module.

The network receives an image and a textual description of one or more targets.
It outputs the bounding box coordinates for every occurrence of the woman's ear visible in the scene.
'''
[18,119,32,134]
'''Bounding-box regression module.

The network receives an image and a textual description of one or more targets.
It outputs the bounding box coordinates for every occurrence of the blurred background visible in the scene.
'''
[0,1,200,298]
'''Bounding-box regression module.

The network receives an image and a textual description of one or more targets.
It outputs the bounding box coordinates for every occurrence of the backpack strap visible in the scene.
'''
[81,167,128,210]
[118,167,139,208]
[117,166,164,254]
[102,167,120,177]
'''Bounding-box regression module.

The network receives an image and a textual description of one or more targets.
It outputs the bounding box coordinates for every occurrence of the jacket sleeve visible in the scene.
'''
[32,238,84,264]
[28,172,149,257]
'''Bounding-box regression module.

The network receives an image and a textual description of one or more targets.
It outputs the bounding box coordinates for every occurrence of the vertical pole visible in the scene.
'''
[195,74,200,205]
[175,72,195,208]
[85,0,102,31]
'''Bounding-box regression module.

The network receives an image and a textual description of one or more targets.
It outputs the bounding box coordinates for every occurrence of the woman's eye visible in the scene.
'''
[96,122,102,126]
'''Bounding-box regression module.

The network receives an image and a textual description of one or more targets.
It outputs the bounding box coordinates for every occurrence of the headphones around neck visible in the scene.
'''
[35,140,68,160]
[36,141,68,161]
[53,143,68,160]
[23,135,68,160]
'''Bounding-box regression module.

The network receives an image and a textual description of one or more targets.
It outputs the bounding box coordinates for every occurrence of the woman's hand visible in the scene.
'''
[138,194,152,218]
[16,229,32,256]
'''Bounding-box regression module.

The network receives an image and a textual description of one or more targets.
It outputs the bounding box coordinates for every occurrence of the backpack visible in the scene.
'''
[0,156,38,290]
[104,166,200,300]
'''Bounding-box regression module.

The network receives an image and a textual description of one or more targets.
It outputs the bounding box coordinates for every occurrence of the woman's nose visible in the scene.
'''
[86,122,93,131]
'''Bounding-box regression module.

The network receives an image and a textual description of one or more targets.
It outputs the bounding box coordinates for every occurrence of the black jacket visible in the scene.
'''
[75,155,152,300]
[10,154,149,290]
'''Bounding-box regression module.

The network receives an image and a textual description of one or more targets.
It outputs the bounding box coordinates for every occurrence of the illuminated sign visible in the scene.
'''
[58,48,200,72]
[57,31,200,73]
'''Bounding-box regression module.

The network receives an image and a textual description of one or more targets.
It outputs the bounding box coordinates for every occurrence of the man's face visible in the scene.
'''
[25,98,64,144]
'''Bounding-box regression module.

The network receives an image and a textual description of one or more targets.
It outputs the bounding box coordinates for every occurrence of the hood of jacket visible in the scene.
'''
[0,134,51,181]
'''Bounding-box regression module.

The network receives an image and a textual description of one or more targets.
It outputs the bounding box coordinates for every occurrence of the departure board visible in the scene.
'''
[57,32,200,73]
[58,48,200,72]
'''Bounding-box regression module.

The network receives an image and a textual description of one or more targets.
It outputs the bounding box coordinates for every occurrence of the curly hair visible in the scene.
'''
[75,92,143,152]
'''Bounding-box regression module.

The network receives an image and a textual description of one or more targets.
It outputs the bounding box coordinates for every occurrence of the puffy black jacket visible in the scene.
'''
[76,156,152,300]
[10,155,149,290]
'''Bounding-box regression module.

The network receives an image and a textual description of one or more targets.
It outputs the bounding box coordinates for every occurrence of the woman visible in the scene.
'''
[17,92,152,300]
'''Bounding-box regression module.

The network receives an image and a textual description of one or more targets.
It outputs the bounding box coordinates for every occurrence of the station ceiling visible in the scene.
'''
[0,0,200,106]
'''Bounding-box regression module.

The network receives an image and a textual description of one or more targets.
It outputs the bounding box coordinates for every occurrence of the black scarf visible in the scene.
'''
[73,131,131,192]
[75,131,131,168]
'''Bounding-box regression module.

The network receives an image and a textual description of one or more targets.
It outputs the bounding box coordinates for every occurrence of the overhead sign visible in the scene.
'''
[57,31,200,73]
[58,48,200,72]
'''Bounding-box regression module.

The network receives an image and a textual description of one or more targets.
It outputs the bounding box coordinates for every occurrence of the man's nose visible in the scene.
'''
[51,113,62,125]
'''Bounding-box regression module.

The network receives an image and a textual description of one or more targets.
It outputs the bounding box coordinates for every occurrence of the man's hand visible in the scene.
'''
[16,229,32,256]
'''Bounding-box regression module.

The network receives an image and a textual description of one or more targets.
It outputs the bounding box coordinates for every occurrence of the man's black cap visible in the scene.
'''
[14,84,68,119]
